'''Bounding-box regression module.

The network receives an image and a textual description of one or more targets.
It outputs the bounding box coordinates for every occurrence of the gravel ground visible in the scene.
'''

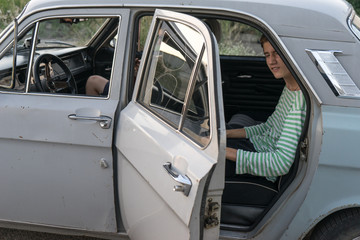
[0,228,107,240]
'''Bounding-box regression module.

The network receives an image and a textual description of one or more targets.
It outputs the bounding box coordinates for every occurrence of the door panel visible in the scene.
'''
[0,8,131,233]
[118,104,214,221]
[0,94,118,232]
[117,9,223,240]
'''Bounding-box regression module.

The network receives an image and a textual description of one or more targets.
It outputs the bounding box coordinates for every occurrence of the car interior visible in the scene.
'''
[214,22,298,231]
[0,12,303,233]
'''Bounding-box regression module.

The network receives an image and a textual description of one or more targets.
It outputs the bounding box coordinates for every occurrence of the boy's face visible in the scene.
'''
[263,41,292,80]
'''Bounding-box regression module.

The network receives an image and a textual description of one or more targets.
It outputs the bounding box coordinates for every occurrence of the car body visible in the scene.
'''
[0,0,360,239]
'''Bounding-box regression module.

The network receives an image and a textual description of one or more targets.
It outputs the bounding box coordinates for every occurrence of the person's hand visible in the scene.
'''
[134,58,140,75]
[226,147,237,161]
[133,58,141,83]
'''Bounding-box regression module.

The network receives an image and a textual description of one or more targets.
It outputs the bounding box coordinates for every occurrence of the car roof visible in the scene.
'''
[21,0,353,41]
[24,0,352,21]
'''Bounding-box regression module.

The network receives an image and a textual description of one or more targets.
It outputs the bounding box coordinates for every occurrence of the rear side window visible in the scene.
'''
[215,19,263,56]
[137,17,264,57]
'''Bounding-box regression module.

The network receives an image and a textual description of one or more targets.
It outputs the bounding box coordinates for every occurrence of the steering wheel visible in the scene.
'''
[33,53,77,94]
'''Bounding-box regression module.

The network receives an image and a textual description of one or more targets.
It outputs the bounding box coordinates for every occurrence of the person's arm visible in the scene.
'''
[236,108,306,177]
[226,147,237,161]
[226,128,246,139]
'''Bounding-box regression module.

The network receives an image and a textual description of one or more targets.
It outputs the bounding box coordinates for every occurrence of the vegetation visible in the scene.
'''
[348,0,360,13]
[0,0,29,31]
[37,18,109,46]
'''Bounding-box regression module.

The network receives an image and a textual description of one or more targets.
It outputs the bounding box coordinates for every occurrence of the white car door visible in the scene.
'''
[0,95,118,232]
[0,11,127,233]
[117,9,225,240]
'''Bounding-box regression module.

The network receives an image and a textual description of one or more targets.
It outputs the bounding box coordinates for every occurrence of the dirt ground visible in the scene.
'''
[0,228,107,240]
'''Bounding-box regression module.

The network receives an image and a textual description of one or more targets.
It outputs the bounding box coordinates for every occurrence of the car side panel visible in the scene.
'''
[282,105,360,239]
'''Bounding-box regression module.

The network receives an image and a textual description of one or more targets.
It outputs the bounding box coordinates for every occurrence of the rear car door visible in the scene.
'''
[117,9,225,240]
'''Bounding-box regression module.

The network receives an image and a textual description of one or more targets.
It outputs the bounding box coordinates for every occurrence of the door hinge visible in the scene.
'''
[204,198,220,229]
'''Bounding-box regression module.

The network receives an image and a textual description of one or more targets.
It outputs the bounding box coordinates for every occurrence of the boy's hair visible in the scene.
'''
[260,34,269,48]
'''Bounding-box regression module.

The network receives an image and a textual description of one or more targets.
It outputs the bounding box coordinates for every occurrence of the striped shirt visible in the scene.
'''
[236,86,306,182]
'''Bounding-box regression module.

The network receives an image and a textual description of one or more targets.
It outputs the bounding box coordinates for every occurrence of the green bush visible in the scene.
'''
[0,0,29,31]
[348,0,360,14]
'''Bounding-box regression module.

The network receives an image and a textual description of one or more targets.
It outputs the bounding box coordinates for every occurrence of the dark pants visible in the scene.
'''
[224,123,278,205]
[226,122,257,178]
[101,81,110,96]
[226,137,256,178]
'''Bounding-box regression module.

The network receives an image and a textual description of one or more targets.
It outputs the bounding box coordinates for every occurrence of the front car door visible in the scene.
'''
[117,9,225,240]
[0,8,130,232]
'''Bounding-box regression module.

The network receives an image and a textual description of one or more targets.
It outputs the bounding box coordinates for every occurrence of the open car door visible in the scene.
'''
[116,9,225,240]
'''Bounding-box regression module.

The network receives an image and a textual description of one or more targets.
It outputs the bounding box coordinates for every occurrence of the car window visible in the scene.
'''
[0,16,119,96]
[137,17,263,57]
[138,16,153,52]
[36,18,108,48]
[216,19,263,56]
[137,20,210,146]
[27,17,117,95]
[0,26,34,92]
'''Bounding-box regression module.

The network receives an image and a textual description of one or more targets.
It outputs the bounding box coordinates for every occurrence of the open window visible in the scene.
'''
[0,16,120,96]
[29,17,118,96]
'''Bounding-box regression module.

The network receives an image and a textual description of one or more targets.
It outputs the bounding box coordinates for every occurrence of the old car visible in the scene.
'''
[0,0,360,239]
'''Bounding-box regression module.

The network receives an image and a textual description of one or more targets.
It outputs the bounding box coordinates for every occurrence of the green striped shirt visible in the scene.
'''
[236,86,306,182]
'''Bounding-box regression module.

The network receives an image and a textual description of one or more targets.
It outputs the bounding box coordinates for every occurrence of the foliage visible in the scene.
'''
[37,18,108,46]
[218,20,262,56]
[348,0,360,14]
[0,0,110,46]
[0,0,29,31]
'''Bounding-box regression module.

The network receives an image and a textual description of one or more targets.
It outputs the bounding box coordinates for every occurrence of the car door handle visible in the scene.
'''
[68,114,112,129]
[163,162,192,196]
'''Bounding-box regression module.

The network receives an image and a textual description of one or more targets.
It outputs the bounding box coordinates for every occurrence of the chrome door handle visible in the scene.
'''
[68,114,112,129]
[163,162,192,196]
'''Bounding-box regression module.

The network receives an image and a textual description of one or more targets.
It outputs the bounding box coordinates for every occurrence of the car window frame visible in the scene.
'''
[0,12,123,98]
[134,15,216,147]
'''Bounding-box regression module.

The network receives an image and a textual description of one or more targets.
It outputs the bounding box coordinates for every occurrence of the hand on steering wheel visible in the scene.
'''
[33,53,78,94]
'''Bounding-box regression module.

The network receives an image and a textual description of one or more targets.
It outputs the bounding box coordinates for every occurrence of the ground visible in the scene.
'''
[0,228,107,240]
